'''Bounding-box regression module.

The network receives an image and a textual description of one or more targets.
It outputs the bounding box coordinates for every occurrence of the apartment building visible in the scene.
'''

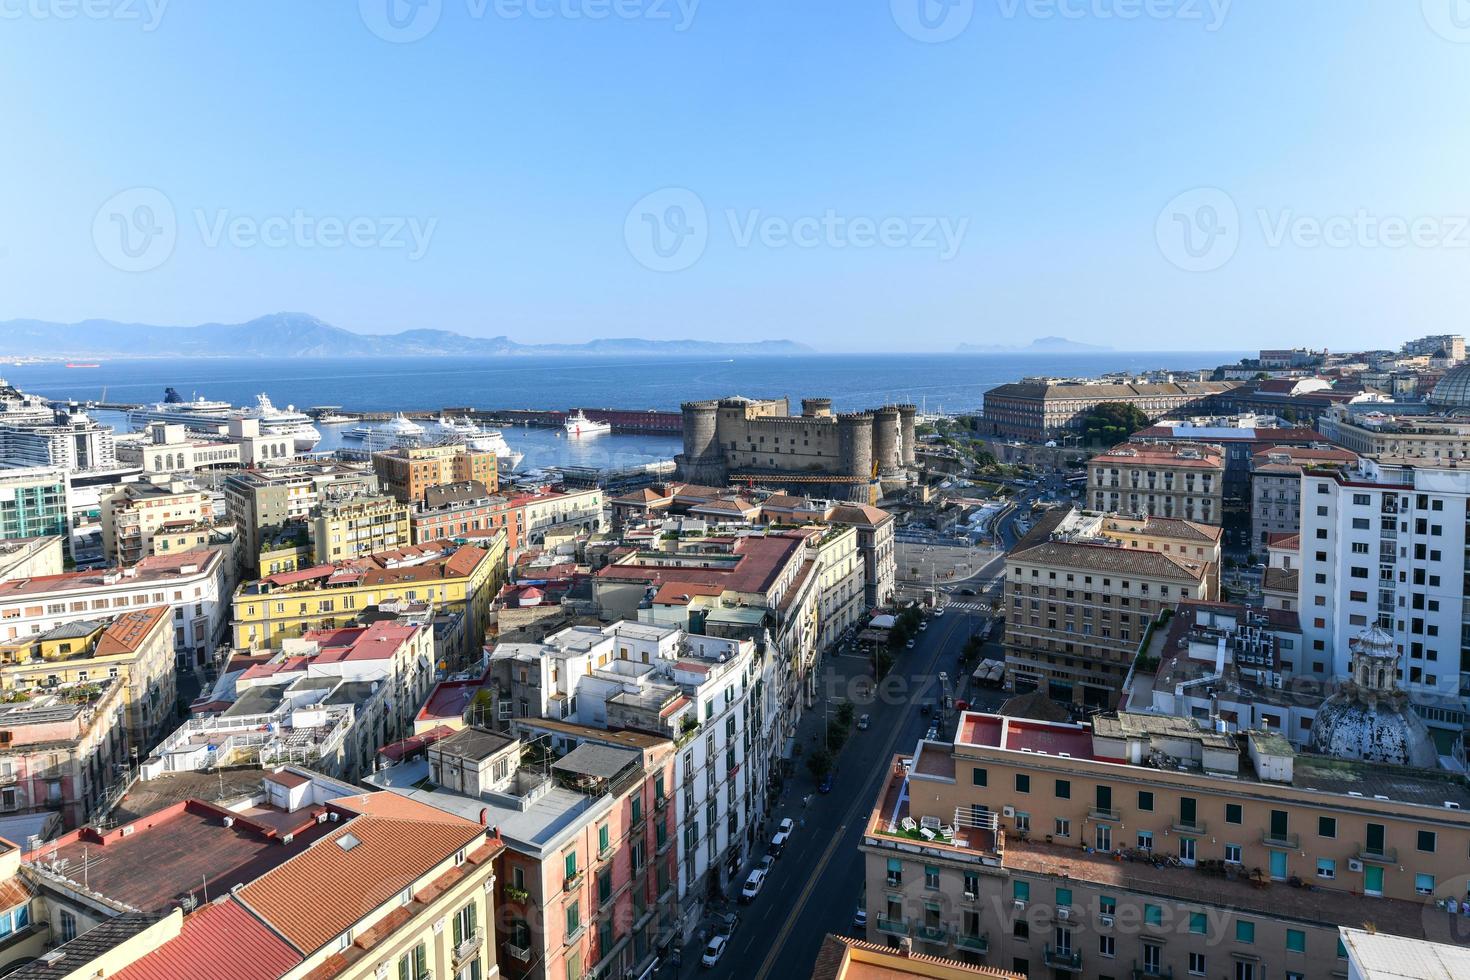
[1297,456,1470,734]
[0,674,130,828]
[809,523,864,654]
[1088,443,1225,525]
[368,724,677,980]
[99,478,214,565]
[223,463,378,569]
[1250,446,1360,549]
[0,606,174,750]
[150,621,436,781]
[0,407,116,472]
[487,622,771,937]
[372,442,499,504]
[981,381,1238,441]
[0,468,69,542]
[1096,514,1223,597]
[861,710,1470,980]
[1004,509,1214,710]
[0,547,232,667]
[310,491,411,561]
[826,503,897,609]
[0,536,63,581]
[1318,404,1470,460]
[231,538,505,665]
[13,770,505,980]
[412,484,605,550]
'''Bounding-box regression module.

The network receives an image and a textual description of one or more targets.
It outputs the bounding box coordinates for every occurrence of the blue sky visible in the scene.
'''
[2,1,1468,352]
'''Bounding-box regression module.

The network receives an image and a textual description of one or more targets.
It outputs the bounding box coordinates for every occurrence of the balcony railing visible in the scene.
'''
[876,917,909,936]
[1045,945,1082,970]
[1170,818,1206,834]
[505,940,531,962]
[954,933,989,954]
[1356,847,1397,864]
[1088,806,1121,821]
[564,870,584,892]
[915,924,948,944]
[453,930,483,966]
[1261,830,1299,849]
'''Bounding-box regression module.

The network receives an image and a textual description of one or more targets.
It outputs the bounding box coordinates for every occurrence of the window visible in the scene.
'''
[1416,873,1435,896]
[1224,843,1241,864]
[1316,858,1336,879]
[1189,911,1207,935]
[1014,773,1030,793]
[924,865,940,889]
[972,767,987,787]
[1225,803,1242,824]
[1137,830,1153,850]
[397,943,428,980]
[1098,934,1115,957]
[1287,928,1306,953]
[59,911,76,943]
[564,851,579,881]
[886,858,902,886]
[1053,817,1070,838]
[1418,830,1437,853]
[565,899,581,936]
[1144,904,1162,926]
[1137,790,1154,811]
[1236,920,1255,944]
[1318,816,1336,839]
[1013,880,1030,902]
[1143,942,1162,975]
[1098,895,1116,915]
[1188,951,1206,976]
[598,823,610,855]
[1055,887,1072,908]
[1055,779,1071,799]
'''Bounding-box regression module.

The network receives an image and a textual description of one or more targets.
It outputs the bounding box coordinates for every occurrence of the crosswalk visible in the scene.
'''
[941,601,990,612]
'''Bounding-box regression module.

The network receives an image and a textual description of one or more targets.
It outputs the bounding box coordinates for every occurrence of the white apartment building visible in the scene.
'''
[0,547,233,668]
[810,524,864,654]
[1298,457,1470,734]
[488,620,771,939]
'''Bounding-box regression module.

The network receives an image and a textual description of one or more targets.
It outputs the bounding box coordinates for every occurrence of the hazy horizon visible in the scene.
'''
[5,4,1466,352]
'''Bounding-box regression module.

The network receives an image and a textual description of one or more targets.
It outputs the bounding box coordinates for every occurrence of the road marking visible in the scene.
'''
[750,613,969,980]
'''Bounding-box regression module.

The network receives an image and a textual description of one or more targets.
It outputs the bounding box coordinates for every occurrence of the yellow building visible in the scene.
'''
[231,536,506,662]
[310,492,411,562]
[0,605,175,747]
[100,479,213,565]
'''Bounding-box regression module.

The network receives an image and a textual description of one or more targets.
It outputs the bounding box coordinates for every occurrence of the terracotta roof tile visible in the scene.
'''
[113,900,302,980]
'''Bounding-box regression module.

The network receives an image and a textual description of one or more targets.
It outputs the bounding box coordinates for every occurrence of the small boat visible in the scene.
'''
[65,363,101,369]
[564,410,611,437]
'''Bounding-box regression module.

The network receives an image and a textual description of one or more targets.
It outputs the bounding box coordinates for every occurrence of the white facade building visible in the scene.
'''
[1298,457,1470,734]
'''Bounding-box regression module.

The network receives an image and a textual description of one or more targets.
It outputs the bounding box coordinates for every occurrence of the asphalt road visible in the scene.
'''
[682,604,994,979]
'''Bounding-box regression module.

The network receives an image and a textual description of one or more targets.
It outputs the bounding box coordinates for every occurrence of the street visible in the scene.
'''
[673,564,1011,979]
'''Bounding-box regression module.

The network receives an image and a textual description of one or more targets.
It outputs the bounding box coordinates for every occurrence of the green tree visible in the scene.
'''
[806,748,833,782]
[1081,402,1151,446]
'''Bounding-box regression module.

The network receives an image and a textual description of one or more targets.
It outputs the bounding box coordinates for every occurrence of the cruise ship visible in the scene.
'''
[564,410,612,437]
[0,379,59,425]
[126,388,235,429]
[431,415,525,471]
[343,414,426,448]
[242,394,322,452]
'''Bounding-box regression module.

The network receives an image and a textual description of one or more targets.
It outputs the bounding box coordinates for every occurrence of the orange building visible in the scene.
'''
[372,443,499,503]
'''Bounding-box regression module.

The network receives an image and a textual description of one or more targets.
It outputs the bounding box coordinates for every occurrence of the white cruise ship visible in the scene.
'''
[431,415,525,472]
[564,410,611,437]
[127,388,235,430]
[343,414,426,450]
[242,394,322,452]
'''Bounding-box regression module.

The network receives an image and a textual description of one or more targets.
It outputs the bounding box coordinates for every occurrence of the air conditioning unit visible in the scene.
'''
[1057,907,1071,921]
[1013,900,1026,912]
[1003,806,1016,818]
[964,891,976,902]
[1348,859,1364,873]
[1099,914,1114,927]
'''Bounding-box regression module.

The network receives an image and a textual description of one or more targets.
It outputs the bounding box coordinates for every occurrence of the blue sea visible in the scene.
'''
[3,352,1247,473]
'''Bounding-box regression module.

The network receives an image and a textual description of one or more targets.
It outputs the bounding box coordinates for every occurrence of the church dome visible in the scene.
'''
[1307,626,1439,769]
[1428,365,1470,410]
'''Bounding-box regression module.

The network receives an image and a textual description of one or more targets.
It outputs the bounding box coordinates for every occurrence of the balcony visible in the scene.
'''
[564,870,584,892]
[915,924,948,945]
[955,933,989,954]
[875,917,909,937]
[1045,945,1082,971]
[1356,847,1397,864]
[1261,830,1299,849]
[1088,806,1121,822]
[1170,818,1206,835]
[453,930,484,966]
[654,794,668,812]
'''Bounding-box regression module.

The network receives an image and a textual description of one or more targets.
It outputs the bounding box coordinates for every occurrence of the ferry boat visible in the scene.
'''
[343,414,426,449]
[242,394,322,452]
[563,410,612,437]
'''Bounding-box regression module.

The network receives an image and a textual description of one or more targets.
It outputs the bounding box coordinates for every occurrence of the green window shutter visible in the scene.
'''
[453,907,463,946]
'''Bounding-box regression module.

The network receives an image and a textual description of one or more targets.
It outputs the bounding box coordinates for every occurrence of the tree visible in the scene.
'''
[1081,402,1151,446]
[806,748,833,782]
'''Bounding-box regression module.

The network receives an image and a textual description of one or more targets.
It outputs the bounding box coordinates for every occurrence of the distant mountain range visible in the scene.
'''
[0,313,814,359]
[957,336,1112,354]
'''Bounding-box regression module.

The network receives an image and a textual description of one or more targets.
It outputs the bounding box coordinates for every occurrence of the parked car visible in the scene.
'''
[778,817,795,836]
[758,855,775,875]
[852,908,868,932]
[713,910,740,935]
[857,713,871,730]
[702,935,728,967]
[934,607,944,617]
[919,702,931,716]
[906,639,915,649]
[740,869,766,903]
[818,772,833,793]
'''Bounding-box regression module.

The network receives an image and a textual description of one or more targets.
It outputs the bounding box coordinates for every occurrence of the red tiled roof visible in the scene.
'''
[92,606,170,656]
[114,899,302,980]
[377,725,456,764]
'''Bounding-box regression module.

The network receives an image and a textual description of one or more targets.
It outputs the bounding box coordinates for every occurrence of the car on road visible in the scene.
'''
[958,588,977,596]
[919,701,931,716]
[919,622,928,631]
[934,607,944,616]
[857,713,871,730]
[818,772,833,793]
[852,908,867,932]
[768,828,789,857]
[702,935,728,967]
[712,911,740,935]
[778,817,795,836]
[906,639,915,649]
[926,725,939,741]
[740,869,766,903]
[758,855,775,875]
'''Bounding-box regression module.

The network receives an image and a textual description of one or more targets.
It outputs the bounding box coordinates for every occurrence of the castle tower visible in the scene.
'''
[896,404,918,467]
[837,412,874,502]
[872,406,901,475]
[676,400,726,485]
[801,398,833,418]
